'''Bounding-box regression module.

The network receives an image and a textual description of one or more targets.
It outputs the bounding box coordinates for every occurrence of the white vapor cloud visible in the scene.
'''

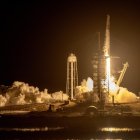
[0,81,69,107]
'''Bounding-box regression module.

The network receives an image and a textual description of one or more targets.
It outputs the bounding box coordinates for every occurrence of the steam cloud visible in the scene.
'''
[0,81,68,107]
[0,77,138,107]
[115,87,137,103]
[75,77,138,103]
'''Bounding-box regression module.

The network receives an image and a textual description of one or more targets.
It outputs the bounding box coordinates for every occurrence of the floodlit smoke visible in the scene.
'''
[74,76,137,103]
[86,77,93,92]
[36,89,52,103]
[115,87,137,103]
[106,77,137,103]
[75,78,92,101]
[0,81,69,107]
[51,91,69,101]
[0,95,7,106]
[0,77,137,106]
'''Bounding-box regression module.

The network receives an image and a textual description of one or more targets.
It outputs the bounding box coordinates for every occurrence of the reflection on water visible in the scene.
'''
[100,127,138,132]
[0,127,139,133]
[0,127,140,139]
[0,127,64,132]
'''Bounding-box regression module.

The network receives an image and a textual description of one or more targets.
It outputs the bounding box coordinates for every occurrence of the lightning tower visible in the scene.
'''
[66,53,78,100]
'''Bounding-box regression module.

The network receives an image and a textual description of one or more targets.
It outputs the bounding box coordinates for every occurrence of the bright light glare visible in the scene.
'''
[101,127,135,132]
[86,77,93,91]
[109,76,119,94]
[105,56,119,94]
[105,55,120,94]
[106,56,111,89]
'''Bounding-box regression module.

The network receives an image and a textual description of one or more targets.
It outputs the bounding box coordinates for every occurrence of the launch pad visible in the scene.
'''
[64,15,139,115]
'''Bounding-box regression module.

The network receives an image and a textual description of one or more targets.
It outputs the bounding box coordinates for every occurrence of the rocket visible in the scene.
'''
[104,15,111,94]
[103,15,110,57]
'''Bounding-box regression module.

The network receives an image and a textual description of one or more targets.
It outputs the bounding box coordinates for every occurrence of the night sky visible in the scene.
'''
[1,0,140,94]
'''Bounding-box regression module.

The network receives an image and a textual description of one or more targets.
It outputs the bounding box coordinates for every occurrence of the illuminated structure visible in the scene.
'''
[117,62,129,86]
[92,15,111,106]
[66,53,78,100]
[92,34,107,105]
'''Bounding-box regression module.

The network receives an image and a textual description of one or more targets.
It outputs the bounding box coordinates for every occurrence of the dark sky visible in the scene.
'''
[1,0,140,93]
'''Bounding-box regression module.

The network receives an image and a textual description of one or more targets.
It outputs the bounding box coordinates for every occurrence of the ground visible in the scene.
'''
[0,101,140,117]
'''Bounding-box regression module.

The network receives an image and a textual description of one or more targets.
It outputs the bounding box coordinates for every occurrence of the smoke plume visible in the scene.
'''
[0,81,68,107]
[74,77,138,103]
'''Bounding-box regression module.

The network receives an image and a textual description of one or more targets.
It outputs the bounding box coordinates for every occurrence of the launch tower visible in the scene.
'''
[92,15,111,107]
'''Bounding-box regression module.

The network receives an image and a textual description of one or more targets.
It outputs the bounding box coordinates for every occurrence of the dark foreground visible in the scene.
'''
[0,113,140,139]
[0,128,140,139]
